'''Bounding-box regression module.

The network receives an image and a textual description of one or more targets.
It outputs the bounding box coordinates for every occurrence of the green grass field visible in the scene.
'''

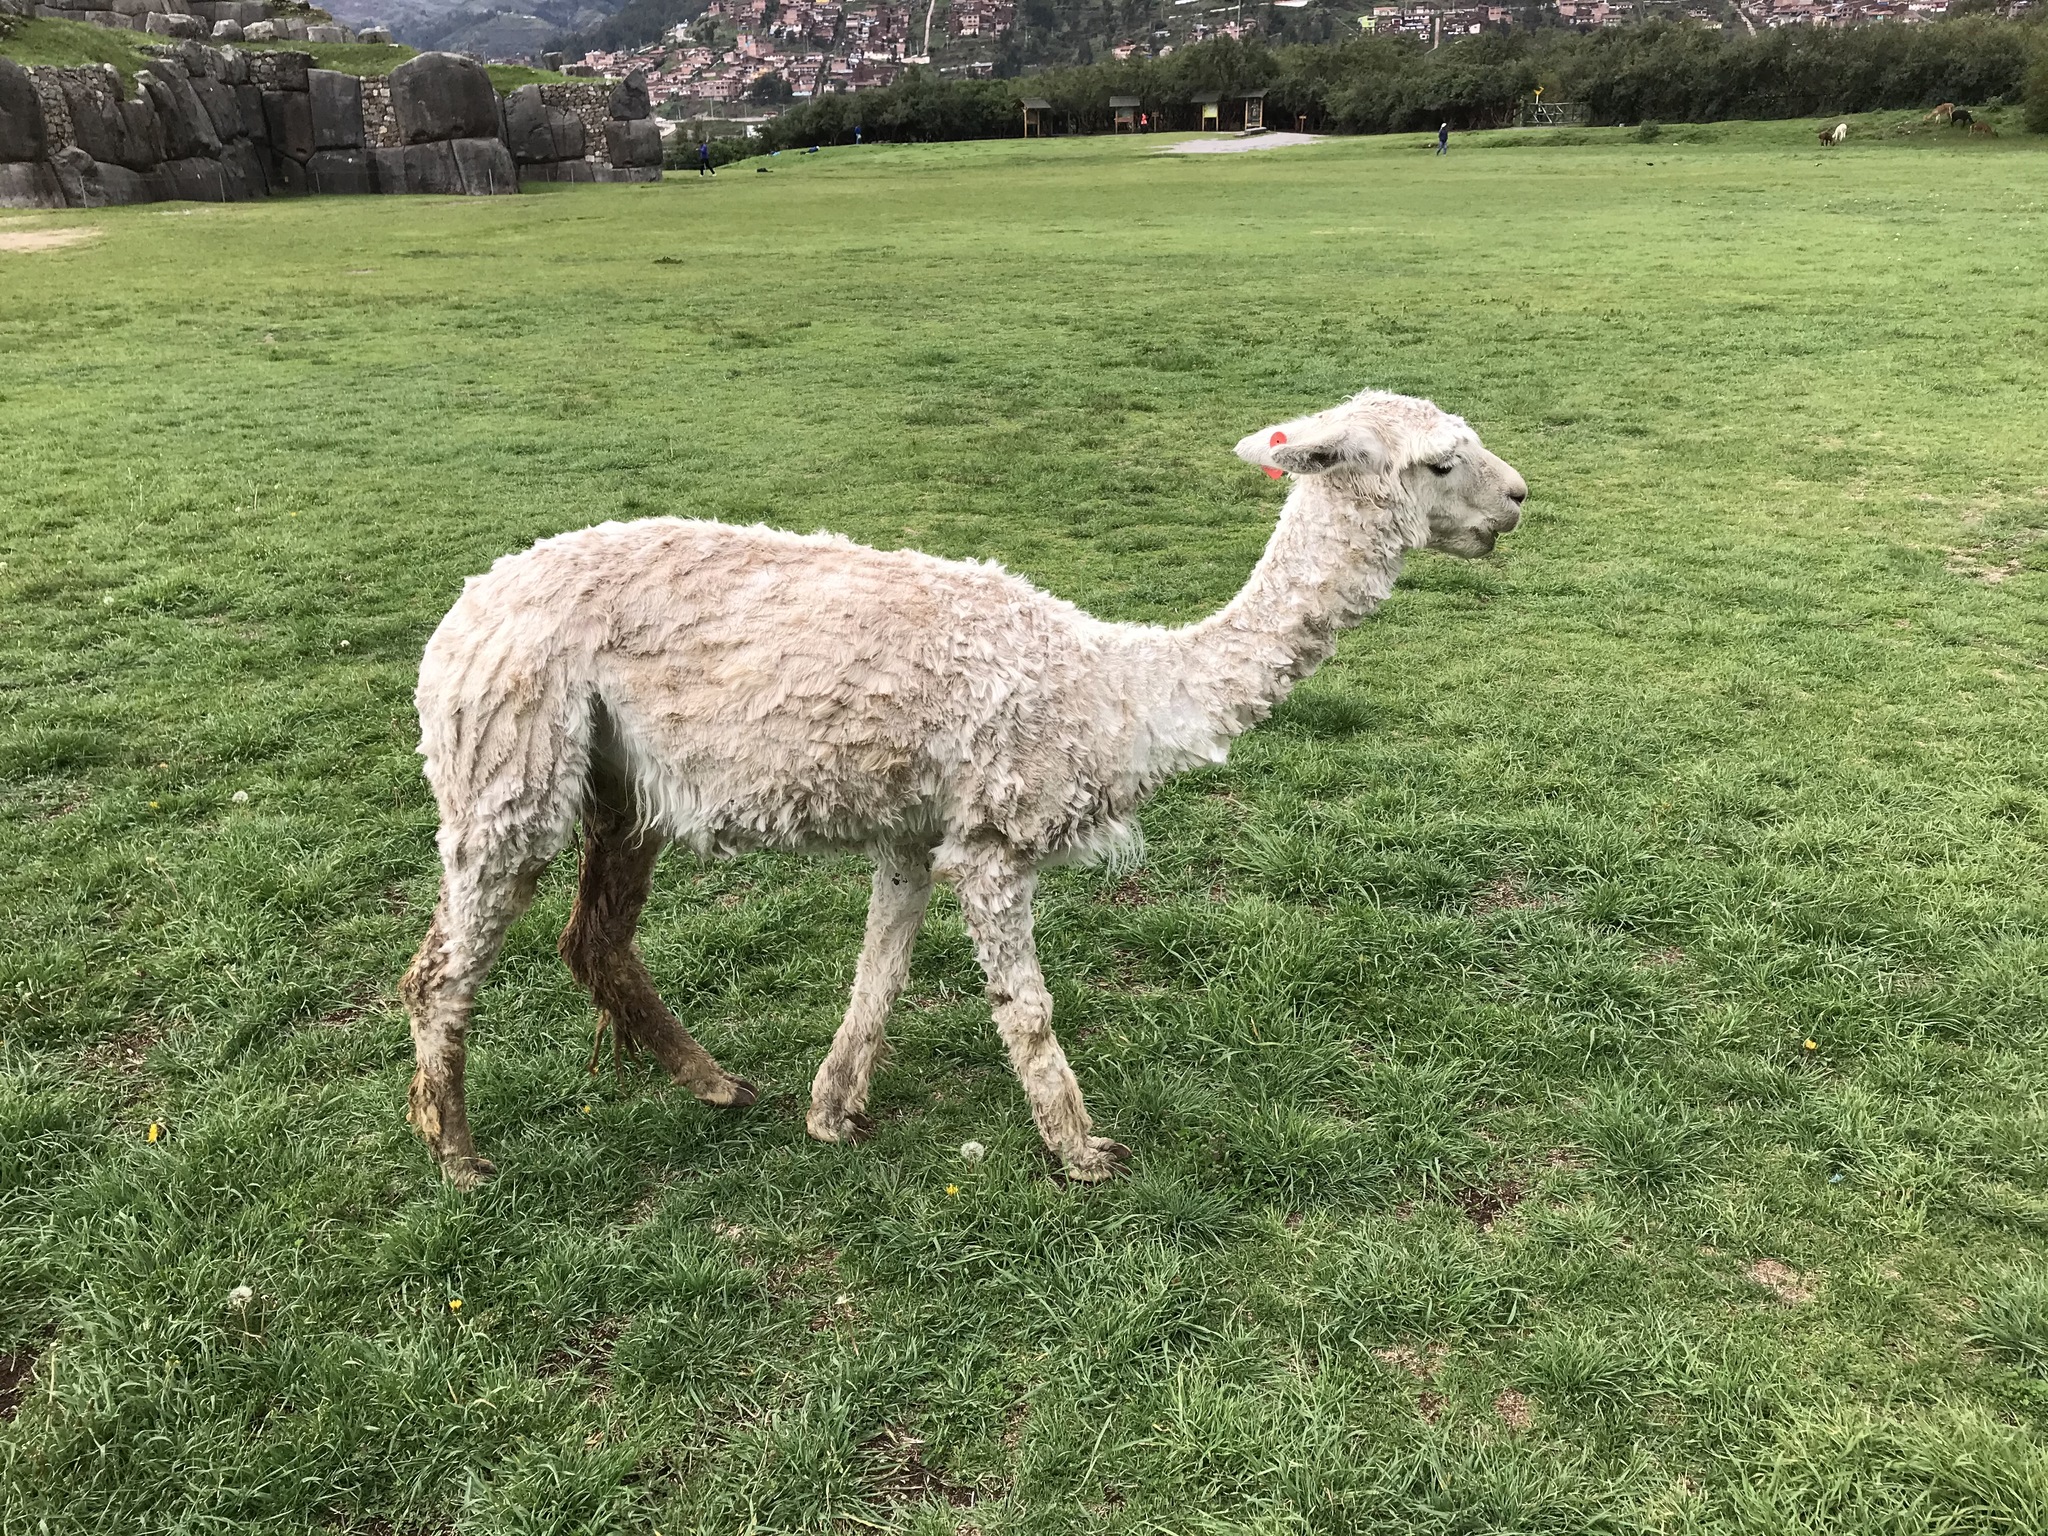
[4,120,2047,1533]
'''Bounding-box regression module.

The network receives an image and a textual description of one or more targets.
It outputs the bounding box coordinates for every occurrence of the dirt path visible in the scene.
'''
[1160,133,1323,155]
[0,227,100,253]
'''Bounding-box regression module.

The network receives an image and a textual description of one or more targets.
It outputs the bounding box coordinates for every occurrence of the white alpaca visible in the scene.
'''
[400,389,1528,1186]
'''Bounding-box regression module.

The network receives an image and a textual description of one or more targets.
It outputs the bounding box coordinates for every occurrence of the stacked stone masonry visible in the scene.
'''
[0,49,662,207]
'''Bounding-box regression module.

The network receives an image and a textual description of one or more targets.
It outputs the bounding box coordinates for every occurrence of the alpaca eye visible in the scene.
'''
[1429,461,1455,476]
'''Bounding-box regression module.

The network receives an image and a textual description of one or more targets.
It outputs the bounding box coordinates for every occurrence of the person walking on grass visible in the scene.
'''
[698,139,715,177]
[1436,122,1449,156]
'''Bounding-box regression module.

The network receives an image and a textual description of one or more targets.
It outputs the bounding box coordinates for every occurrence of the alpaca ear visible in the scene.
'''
[1236,419,1391,478]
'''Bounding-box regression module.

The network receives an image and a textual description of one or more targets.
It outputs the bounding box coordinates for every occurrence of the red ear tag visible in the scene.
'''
[1264,430,1287,479]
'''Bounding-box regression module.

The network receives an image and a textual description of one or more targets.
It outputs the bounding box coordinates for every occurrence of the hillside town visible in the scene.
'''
[565,0,1990,114]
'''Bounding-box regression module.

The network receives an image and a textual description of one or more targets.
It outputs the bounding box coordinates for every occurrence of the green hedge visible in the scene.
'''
[758,17,2043,151]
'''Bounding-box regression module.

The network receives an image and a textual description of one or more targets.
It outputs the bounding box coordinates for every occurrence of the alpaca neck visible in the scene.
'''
[1134,475,1412,778]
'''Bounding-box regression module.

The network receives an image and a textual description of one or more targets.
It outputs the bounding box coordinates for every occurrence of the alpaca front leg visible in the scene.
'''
[808,852,933,1144]
[956,855,1130,1183]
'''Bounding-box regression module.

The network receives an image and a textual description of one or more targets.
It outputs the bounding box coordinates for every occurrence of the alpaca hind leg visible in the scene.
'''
[953,850,1129,1182]
[807,850,934,1144]
[558,775,757,1108]
[402,856,545,1188]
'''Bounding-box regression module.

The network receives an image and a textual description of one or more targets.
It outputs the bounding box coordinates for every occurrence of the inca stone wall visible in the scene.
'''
[359,73,394,149]
[0,49,663,207]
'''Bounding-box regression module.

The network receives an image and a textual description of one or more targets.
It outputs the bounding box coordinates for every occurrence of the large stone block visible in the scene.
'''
[59,74,165,172]
[503,84,582,164]
[307,69,362,150]
[145,12,208,36]
[236,81,265,141]
[517,158,596,184]
[63,151,168,206]
[306,23,344,41]
[607,69,649,121]
[162,153,229,200]
[141,69,220,159]
[451,134,516,193]
[604,117,661,169]
[219,135,266,197]
[268,149,306,194]
[375,136,517,194]
[241,18,277,38]
[388,51,498,145]
[262,89,313,162]
[188,75,240,140]
[358,25,390,42]
[306,146,371,193]
[0,57,46,164]
[212,20,242,39]
[161,39,220,76]
[503,84,546,161]
[0,159,66,207]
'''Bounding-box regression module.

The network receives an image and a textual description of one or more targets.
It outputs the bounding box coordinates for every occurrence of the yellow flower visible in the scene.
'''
[448,1297,463,1312]
[146,1122,163,1143]
[580,1104,591,1115]
[1803,1039,1818,1051]
[945,1184,960,1197]
[150,800,160,809]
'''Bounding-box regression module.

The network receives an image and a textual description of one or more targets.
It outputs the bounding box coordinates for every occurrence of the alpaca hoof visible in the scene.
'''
[697,1074,758,1109]
[1060,1137,1132,1184]
[441,1154,496,1190]
[805,1107,873,1144]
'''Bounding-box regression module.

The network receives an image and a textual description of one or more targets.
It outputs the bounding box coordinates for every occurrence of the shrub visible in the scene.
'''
[2027,54,2048,135]
[1635,119,1662,141]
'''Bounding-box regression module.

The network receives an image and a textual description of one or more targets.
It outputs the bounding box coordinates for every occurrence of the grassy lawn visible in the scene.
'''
[3,120,2047,1532]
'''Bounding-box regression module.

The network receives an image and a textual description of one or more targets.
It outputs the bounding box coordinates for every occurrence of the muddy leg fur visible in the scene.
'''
[807,850,934,1144]
[952,847,1130,1182]
[402,860,544,1189]
[558,770,758,1109]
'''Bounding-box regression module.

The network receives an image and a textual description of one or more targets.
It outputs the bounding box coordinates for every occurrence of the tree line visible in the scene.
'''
[750,15,2042,152]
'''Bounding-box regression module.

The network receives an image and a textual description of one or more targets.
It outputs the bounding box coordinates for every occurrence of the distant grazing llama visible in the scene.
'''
[400,390,1528,1186]
[1819,122,1849,145]
[1925,103,1955,125]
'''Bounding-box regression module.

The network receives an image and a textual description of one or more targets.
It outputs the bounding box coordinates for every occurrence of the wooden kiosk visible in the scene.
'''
[1110,95,1140,133]
[1020,97,1051,138]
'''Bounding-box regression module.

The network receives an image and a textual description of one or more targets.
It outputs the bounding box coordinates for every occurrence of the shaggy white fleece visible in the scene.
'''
[400,388,1528,1186]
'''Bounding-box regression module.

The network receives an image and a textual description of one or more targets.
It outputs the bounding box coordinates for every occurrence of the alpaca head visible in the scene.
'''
[1233,389,1527,558]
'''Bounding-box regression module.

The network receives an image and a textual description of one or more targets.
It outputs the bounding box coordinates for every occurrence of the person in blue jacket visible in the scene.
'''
[698,139,715,176]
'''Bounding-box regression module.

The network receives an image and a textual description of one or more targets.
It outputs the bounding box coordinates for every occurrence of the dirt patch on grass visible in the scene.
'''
[1373,1342,1447,1380]
[865,1425,984,1507]
[1945,531,2046,585]
[1098,873,1154,907]
[79,1018,166,1079]
[1493,1389,1535,1431]
[0,227,100,254]
[538,1316,625,1382]
[1452,1177,1528,1232]
[1,1337,47,1420]
[1745,1258,1815,1304]
[1473,874,1561,916]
